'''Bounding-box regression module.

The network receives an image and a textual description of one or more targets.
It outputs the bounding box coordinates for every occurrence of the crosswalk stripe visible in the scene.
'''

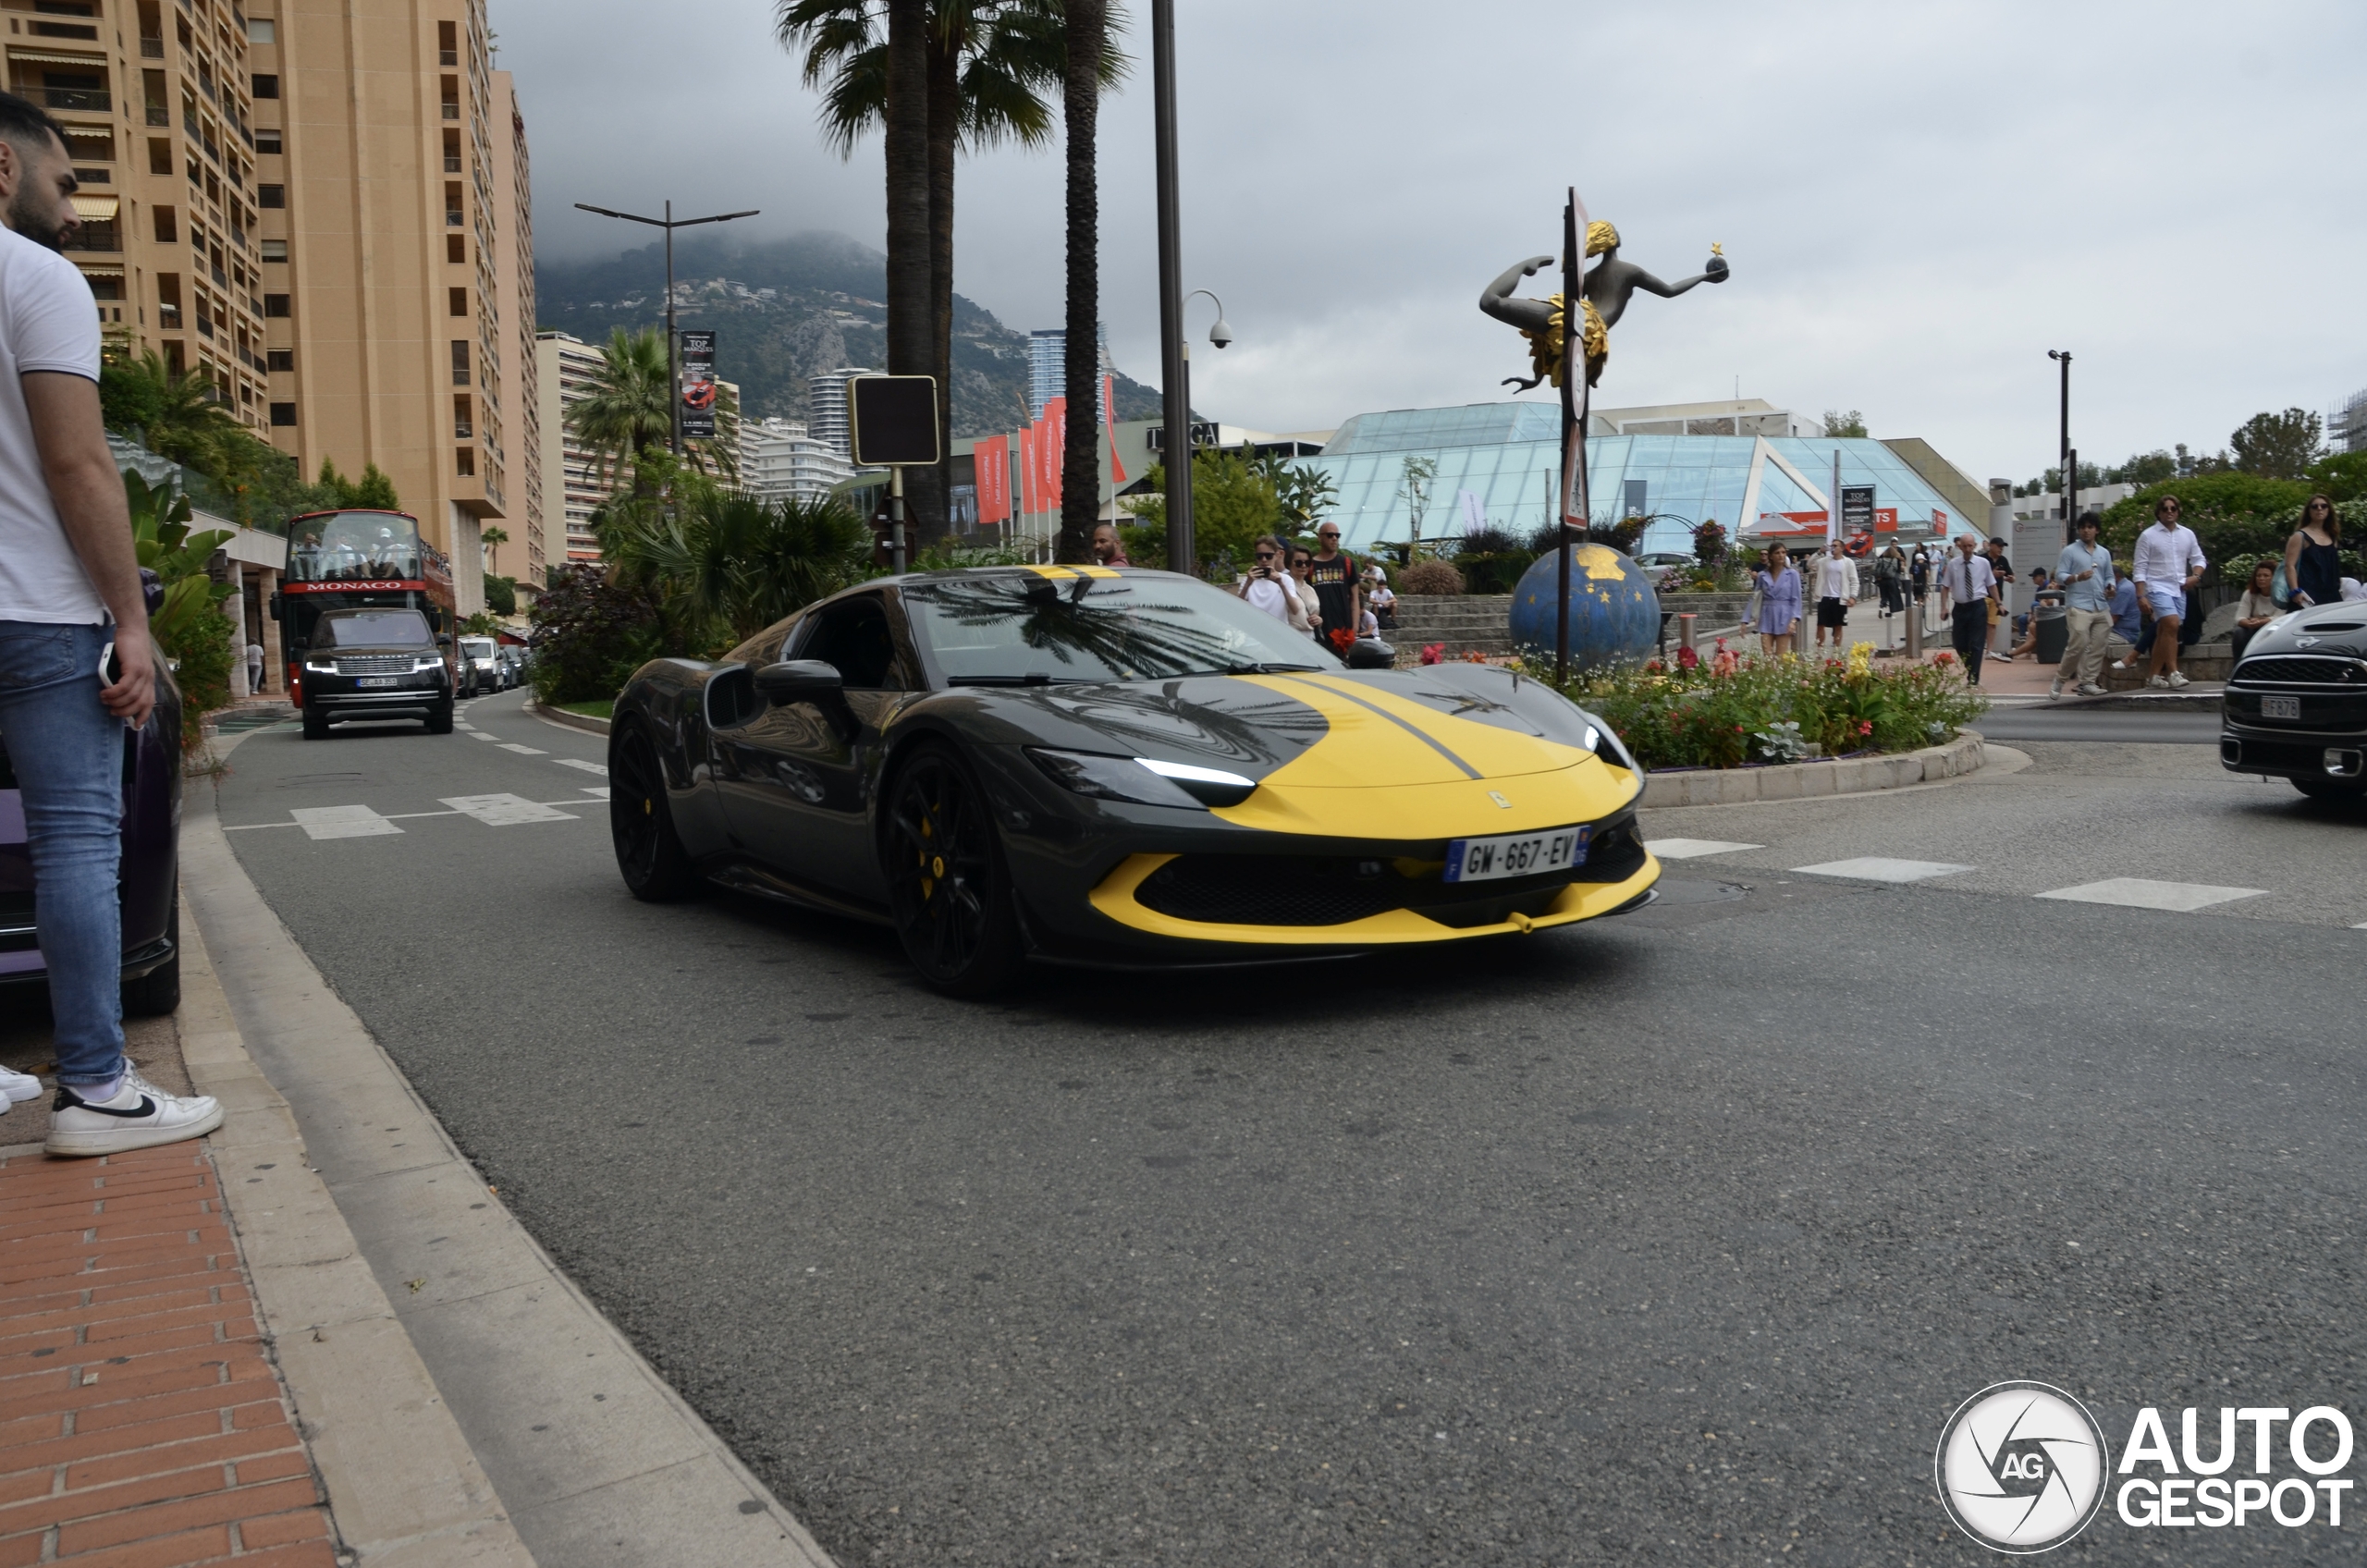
[1644,839,1762,860]
[1790,857,1972,883]
[290,805,402,840]
[468,731,498,741]
[554,758,607,776]
[2034,878,2268,913]
[498,742,547,755]
[439,793,580,826]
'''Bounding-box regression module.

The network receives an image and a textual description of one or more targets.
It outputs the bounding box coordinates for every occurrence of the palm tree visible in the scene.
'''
[480,524,510,575]
[100,349,242,472]
[1056,0,1105,563]
[601,486,869,647]
[567,326,739,491]
[777,1,1124,539]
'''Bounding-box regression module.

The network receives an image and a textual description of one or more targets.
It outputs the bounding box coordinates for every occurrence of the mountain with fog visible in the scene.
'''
[532,231,1163,441]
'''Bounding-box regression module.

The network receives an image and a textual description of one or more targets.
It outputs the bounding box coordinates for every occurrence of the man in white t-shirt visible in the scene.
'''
[1810,538,1858,654]
[2129,493,2208,689]
[0,92,220,1154]
[1232,534,1308,631]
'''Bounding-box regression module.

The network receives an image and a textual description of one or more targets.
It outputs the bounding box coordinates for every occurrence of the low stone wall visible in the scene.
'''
[1639,729,1983,809]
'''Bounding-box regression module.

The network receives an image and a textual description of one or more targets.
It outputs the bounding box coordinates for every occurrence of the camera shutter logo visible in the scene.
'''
[1935,1381,2111,1552]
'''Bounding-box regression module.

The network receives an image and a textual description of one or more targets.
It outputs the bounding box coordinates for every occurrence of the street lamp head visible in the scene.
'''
[2048,349,2069,362]
[1208,317,1233,349]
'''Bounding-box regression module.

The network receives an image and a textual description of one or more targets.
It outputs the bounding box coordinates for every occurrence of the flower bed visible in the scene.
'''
[1544,642,1987,771]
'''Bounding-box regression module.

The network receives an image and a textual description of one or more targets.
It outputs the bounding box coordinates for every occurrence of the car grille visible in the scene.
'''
[2233,656,2367,686]
[334,654,416,675]
[1133,820,1647,929]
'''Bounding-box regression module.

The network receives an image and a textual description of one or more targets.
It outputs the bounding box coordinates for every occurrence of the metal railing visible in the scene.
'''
[147,104,169,126]
[141,37,165,57]
[62,224,119,253]
[33,87,111,112]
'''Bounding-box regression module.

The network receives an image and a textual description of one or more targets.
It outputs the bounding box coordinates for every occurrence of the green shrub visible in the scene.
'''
[1544,644,1986,770]
[2099,475,2312,573]
[1401,559,1465,595]
[527,564,664,705]
[163,607,238,729]
[1456,551,1535,594]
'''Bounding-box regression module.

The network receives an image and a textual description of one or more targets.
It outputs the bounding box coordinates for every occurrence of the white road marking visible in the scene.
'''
[455,723,477,732]
[290,805,403,840]
[223,821,300,831]
[577,787,611,800]
[468,731,498,741]
[1644,839,1762,860]
[382,810,465,820]
[439,793,580,826]
[1790,857,1973,883]
[498,742,547,755]
[2036,878,2269,913]
[553,758,607,777]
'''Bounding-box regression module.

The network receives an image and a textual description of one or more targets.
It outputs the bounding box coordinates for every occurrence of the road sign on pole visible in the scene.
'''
[849,375,941,574]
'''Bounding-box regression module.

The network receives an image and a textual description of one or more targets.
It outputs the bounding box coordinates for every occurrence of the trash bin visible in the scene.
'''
[2033,594,2069,664]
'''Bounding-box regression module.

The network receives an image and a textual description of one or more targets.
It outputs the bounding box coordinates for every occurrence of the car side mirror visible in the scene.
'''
[755,659,859,739]
[267,591,283,622]
[437,634,453,647]
[1346,637,1396,670]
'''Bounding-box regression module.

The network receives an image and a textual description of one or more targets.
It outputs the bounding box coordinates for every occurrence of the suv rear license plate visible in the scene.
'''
[2262,694,2301,719]
[356,676,399,688]
[1443,825,1588,883]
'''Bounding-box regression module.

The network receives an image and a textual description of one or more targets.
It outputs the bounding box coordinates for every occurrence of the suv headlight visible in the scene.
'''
[303,658,337,674]
[1026,748,1257,809]
[414,657,445,673]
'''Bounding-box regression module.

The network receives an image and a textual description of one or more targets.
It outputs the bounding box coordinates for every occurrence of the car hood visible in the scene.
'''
[2245,602,2367,661]
[937,664,1637,837]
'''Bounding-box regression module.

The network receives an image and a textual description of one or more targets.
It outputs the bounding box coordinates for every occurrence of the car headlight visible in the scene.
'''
[1575,714,1637,772]
[1026,748,1257,809]
[303,659,337,674]
[414,657,445,673]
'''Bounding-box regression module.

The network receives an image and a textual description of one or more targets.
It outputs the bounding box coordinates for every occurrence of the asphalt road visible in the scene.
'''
[212,693,2367,1566]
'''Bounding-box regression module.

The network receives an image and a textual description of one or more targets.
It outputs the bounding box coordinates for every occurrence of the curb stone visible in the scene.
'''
[177,889,539,1568]
[1637,729,1983,809]
[526,699,611,737]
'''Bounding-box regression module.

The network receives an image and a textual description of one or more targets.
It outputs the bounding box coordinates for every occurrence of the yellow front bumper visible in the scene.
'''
[1086,851,1662,948]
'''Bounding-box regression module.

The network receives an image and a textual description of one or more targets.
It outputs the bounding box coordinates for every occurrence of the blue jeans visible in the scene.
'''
[0,620,126,1088]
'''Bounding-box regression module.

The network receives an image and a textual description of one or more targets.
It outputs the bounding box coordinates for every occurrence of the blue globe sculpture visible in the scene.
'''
[1508,545,1662,669]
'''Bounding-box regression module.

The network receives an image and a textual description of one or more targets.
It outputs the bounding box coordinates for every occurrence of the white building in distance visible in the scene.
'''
[806,366,874,459]
[742,417,856,506]
[534,331,619,566]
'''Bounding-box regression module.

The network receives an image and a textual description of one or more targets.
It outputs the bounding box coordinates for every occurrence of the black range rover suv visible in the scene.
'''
[2220,600,2367,800]
[299,606,456,739]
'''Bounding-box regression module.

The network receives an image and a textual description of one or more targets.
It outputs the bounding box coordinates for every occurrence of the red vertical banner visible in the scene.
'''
[975,435,1010,524]
[1017,426,1038,517]
[1039,397,1066,511]
[1101,375,1127,484]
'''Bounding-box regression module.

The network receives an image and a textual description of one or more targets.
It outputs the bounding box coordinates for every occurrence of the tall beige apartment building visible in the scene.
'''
[534,328,610,567]
[23,0,539,615]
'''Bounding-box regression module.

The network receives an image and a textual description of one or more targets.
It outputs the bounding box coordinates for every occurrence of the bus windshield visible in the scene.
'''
[286,512,423,584]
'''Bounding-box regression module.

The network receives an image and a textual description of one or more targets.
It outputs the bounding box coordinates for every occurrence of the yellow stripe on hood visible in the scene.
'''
[1210,674,1634,839]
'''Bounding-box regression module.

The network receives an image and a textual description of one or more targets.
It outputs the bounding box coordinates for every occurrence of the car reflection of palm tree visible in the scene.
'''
[914,579,1326,685]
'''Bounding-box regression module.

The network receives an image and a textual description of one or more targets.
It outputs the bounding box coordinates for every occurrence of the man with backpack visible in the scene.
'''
[1306,523,1361,646]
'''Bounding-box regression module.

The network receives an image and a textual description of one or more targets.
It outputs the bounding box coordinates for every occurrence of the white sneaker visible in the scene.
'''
[2048,678,2065,700]
[45,1070,223,1158]
[1993,652,2015,662]
[2148,675,2169,689]
[2167,670,2191,689]
[2077,682,2108,696]
[0,1064,43,1106]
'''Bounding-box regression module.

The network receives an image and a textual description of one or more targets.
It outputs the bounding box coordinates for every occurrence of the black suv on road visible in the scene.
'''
[299,606,456,739]
[2220,600,2367,800]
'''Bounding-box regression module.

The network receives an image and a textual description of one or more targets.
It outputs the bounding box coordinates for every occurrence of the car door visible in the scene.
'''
[712,593,918,902]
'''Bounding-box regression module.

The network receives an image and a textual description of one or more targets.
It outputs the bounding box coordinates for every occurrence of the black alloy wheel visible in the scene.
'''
[425,700,454,735]
[610,725,700,901]
[882,741,1024,996]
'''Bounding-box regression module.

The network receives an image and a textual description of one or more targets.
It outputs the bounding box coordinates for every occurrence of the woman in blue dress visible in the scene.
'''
[1754,545,1803,658]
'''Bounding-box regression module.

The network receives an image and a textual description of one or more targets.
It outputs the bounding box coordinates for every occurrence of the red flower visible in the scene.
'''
[1934,651,1956,665]
[1858,720,1873,735]
[1328,627,1356,654]
[1420,643,1445,666]
[1676,644,1700,668]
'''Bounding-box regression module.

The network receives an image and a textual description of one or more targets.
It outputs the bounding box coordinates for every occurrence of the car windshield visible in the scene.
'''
[313,610,433,649]
[902,572,1342,685]
[460,639,496,660]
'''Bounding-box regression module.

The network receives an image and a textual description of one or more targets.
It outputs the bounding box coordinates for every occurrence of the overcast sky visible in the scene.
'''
[499,0,2366,484]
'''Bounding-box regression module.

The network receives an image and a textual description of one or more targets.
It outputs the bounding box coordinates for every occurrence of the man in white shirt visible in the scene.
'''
[2051,512,2116,698]
[1232,534,1308,631]
[1937,532,1997,685]
[1811,538,1858,654]
[2129,494,2208,689]
[0,92,220,1154]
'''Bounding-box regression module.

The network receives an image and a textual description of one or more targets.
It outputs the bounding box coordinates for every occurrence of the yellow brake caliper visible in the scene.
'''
[919,810,936,900]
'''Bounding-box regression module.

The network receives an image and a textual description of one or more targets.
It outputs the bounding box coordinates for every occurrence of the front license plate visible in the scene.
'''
[2262,694,2301,719]
[356,676,399,688]
[1443,825,1589,883]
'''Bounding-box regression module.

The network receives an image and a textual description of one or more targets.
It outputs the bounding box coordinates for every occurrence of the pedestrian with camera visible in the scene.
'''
[0,91,220,1152]
[1233,535,1310,631]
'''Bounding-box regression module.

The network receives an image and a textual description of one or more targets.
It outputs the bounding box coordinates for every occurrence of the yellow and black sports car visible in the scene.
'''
[607,568,1659,994]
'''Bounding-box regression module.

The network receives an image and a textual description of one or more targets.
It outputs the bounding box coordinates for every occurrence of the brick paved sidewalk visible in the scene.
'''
[0,1142,339,1568]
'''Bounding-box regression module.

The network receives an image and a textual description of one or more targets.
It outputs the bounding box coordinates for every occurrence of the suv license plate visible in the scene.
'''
[1443,825,1588,883]
[357,676,399,688]
[2262,694,2301,719]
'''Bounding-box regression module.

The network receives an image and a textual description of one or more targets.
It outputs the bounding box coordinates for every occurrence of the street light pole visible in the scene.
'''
[575,201,761,456]
[1150,0,1193,574]
[2047,349,2072,543]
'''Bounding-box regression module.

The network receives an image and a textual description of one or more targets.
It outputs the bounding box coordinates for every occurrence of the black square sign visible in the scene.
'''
[848,376,940,467]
